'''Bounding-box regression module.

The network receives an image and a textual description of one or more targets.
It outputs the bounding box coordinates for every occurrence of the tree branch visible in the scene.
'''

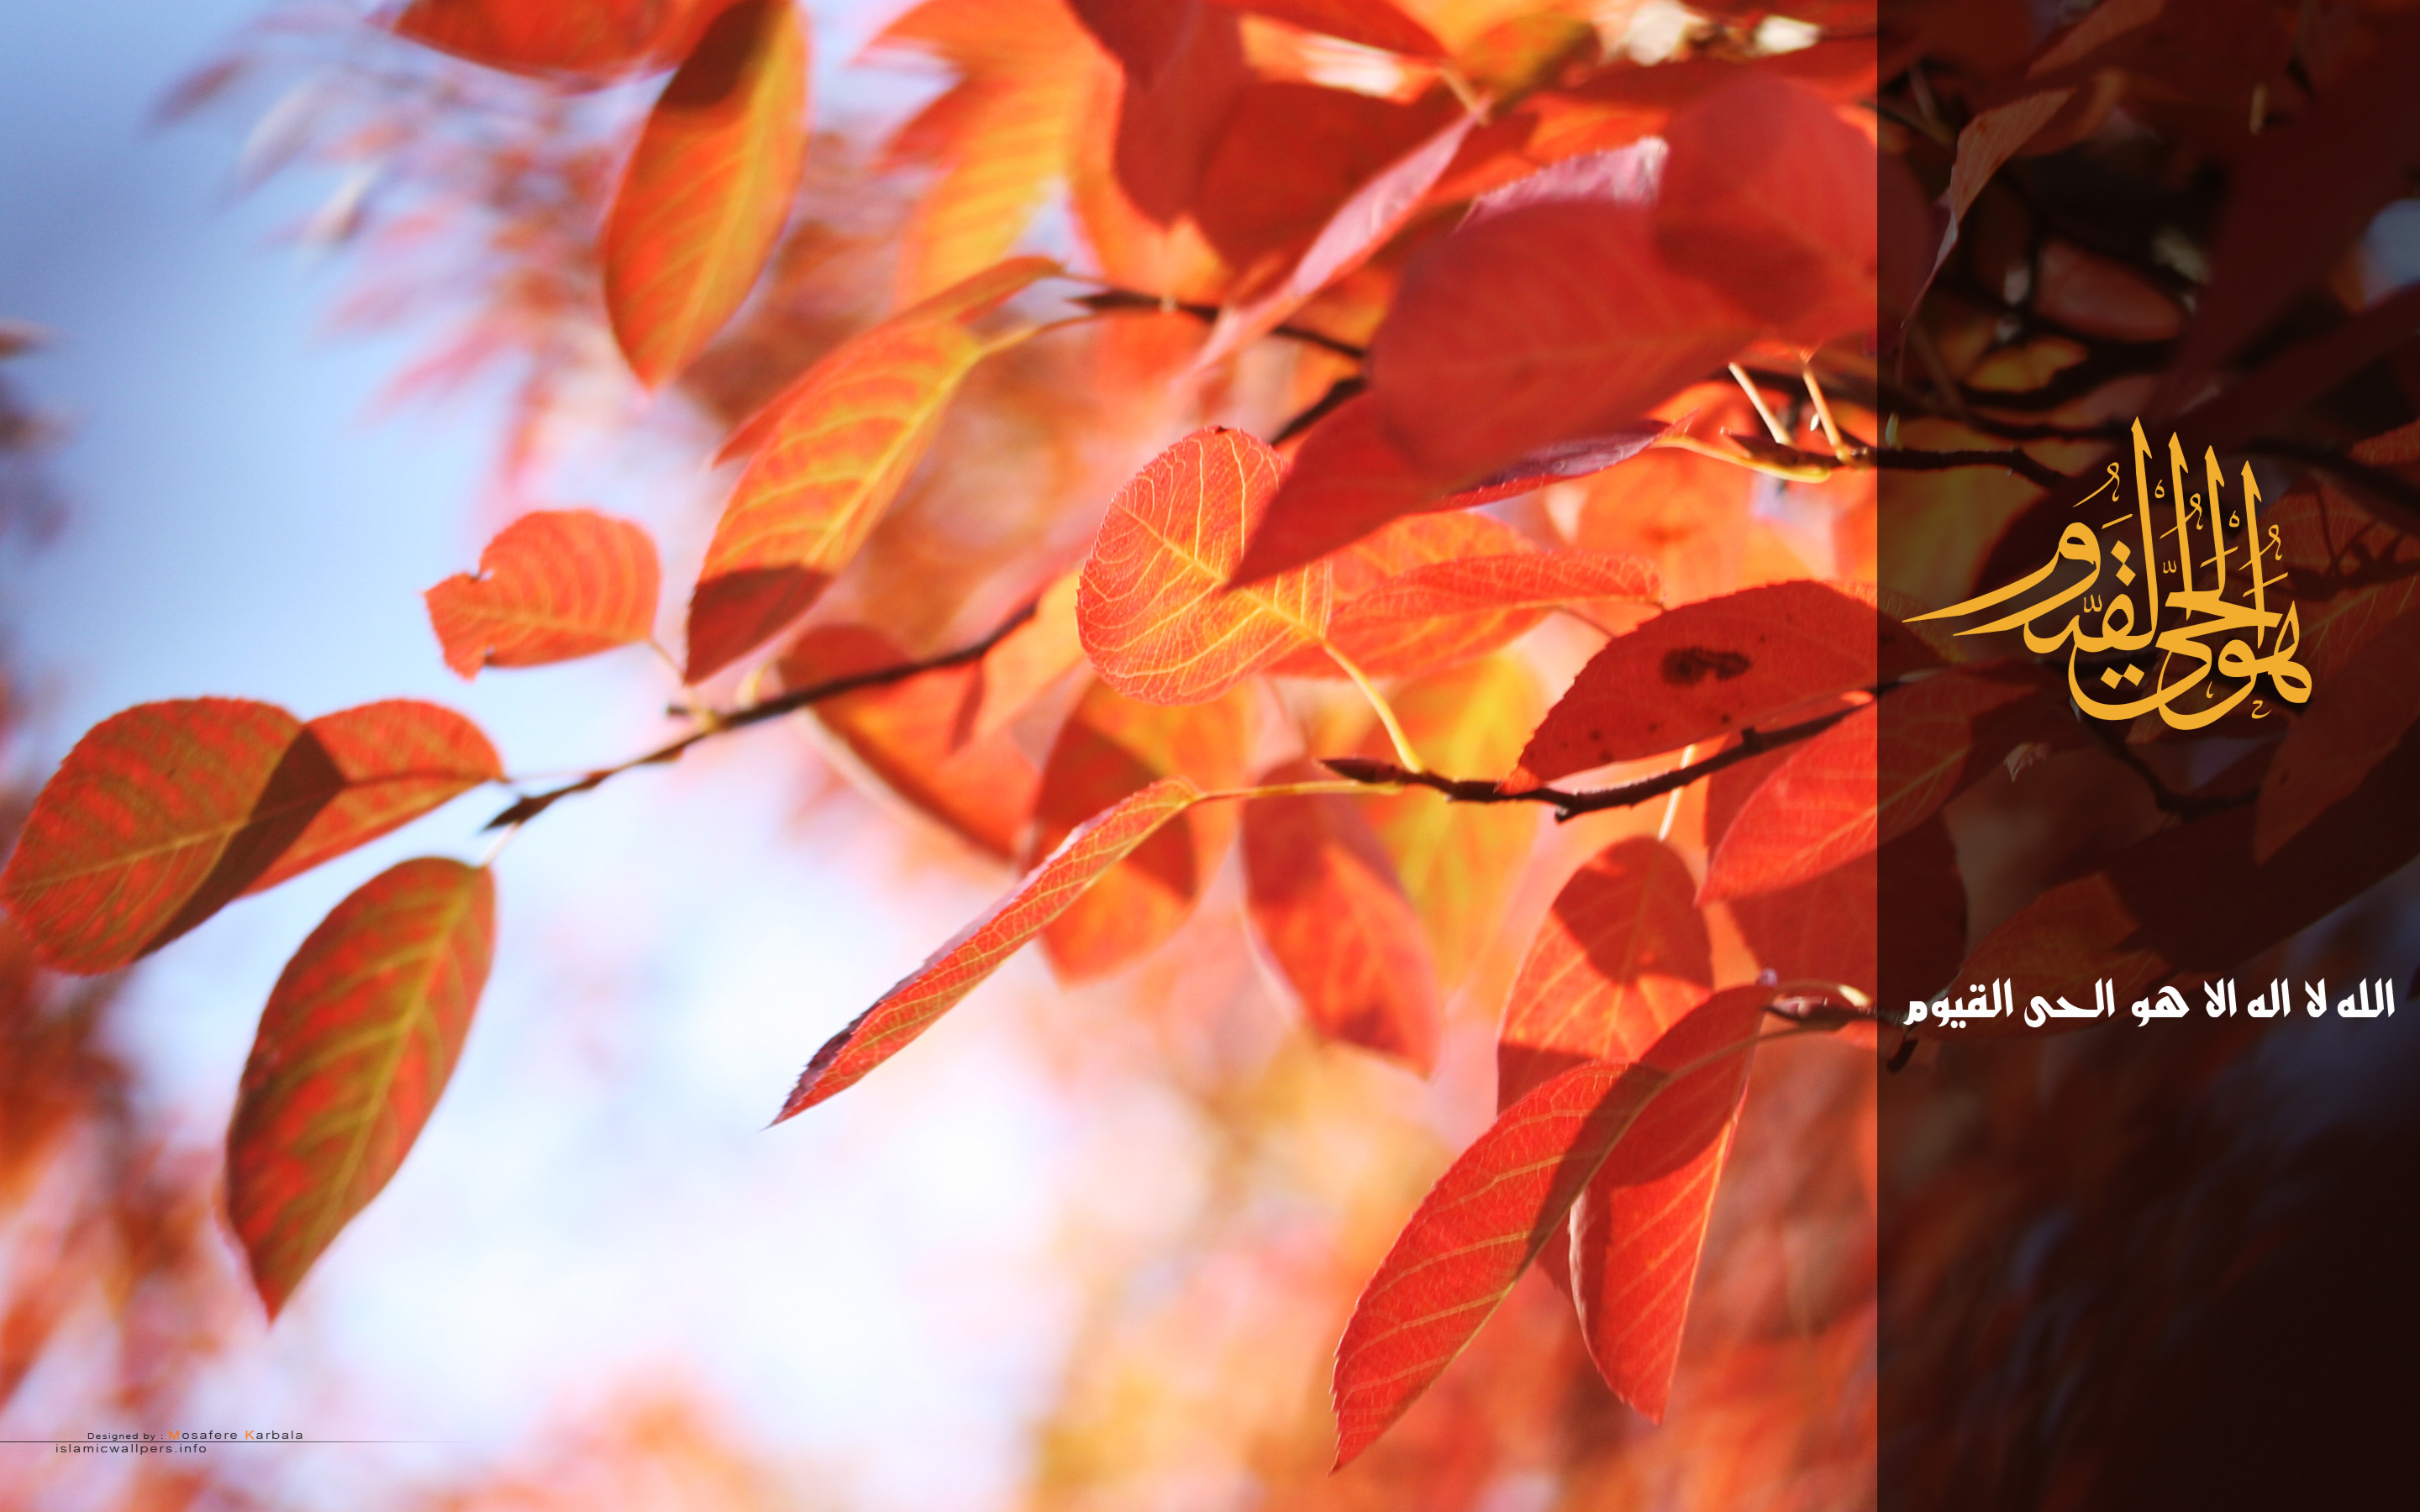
[1320,703,1863,821]
[1870,445,2075,491]
[483,600,1040,832]
[1070,288,1366,361]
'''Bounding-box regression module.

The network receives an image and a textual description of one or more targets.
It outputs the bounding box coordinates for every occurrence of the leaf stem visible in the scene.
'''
[1323,643,1425,774]
[1197,778,1403,804]
[1729,362,1791,446]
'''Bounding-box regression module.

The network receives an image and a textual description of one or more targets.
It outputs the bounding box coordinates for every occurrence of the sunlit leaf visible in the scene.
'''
[1079,428,1333,703]
[963,568,1087,746]
[1216,0,1445,56]
[776,778,1202,1116]
[779,624,1041,860]
[1653,74,1877,348]
[1266,508,1536,677]
[424,510,660,678]
[1028,679,1254,979]
[1359,656,1539,985]
[1243,759,1440,1071]
[1325,549,1659,676]
[1,700,499,975]
[1234,393,1662,583]
[602,0,809,388]
[1192,82,1454,274]
[1700,701,1876,903]
[1107,0,1249,224]
[1511,581,1880,785]
[226,858,496,1317]
[687,306,997,682]
[1333,988,1765,1465]
[1367,199,1757,486]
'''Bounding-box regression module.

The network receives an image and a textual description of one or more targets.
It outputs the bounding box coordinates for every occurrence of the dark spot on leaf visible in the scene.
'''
[1662,647,1751,685]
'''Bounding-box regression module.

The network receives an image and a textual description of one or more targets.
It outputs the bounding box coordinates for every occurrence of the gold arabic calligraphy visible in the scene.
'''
[1911,421,2313,728]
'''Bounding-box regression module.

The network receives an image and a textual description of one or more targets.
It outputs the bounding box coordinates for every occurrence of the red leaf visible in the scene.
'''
[1191,83,1455,273]
[1,700,500,975]
[1266,508,1538,677]
[1214,0,1445,56]
[246,702,505,897]
[1499,835,1711,1108]
[1234,392,1662,584]
[1324,549,1660,677]
[1926,87,2076,294]
[1066,0,1195,81]
[962,568,1087,746]
[776,778,1202,1116]
[1358,656,1540,985]
[389,0,703,83]
[1028,679,1255,979]
[424,510,660,678]
[1108,0,1248,224]
[778,624,1042,860]
[1078,428,1333,703]
[1873,662,2067,844]
[1192,106,1482,370]
[1511,580,1880,785]
[1652,75,1877,349]
[226,858,496,1317]
[2255,604,2420,860]
[687,293,1007,683]
[1332,988,1766,1466]
[602,0,810,387]
[1366,199,1756,486]
[1700,701,1876,903]
[1243,759,1441,1071]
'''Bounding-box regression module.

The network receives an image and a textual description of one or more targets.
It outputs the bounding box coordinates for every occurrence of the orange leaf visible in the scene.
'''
[1366,199,1756,486]
[1078,428,1333,703]
[1323,549,1659,676]
[1332,989,1765,1466]
[1511,581,1880,785]
[1359,656,1540,985]
[1028,680,1255,979]
[1243,759,1441,1071]
[390,0,703,82]
[1234,392,1662,583]
[2255,604,2420,860]
[226,858,496,1317]
[714,255,1060,463]
[1652,74,1877,349]
[1,700,499,975]
[687,302,999,683]
[1700,701,1876,903]
[1731,815,1966,1015]
[963,568,1087,747]
[1499,835,1711,1108]
[424,510,660,678]
[602,0,810,387]
[779,624,1042,860]
[1192,106,1481,370]
[1266,508,1536,677]
[776,778,1202,1116]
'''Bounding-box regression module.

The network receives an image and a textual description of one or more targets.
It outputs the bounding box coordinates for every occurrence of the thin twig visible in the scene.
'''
[483,601,1040,831]
[1071,288,1366,361]
[1321,703,1864,821]
[1870,445,2073,491]
[1273,375,1365,444]
[2081,721,2256,822]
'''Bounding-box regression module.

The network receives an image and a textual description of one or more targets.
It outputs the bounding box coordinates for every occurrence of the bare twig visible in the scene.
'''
[484,600,1040,831]
[1321,702,1865,821]
[1870,445,2074,491]
[1071,288,1366,361]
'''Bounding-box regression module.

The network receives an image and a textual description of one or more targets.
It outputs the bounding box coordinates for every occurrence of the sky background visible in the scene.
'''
[0,3,1166,1505]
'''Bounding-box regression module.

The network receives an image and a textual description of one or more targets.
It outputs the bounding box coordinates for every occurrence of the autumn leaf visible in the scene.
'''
[1215,0,1444,57]
[1243,759,1441,1072]
[1028,680,1254,980]
[1366,197,1757,486]
[424,510,660,678]
[1233,392,1662,584]
[1359,657,1539,986]
[1700,701,1876,903]
[1324,549,1659,677]
[962,568,1086,746]
[1078,428,1333,703]
[1652,74,1878,349]
[1191,83,1455,275]
[1332,987,1767,1466]
[776,778,1202,1116]
[2255,605,2420,860]
[1,700,500,975]
[1107,0,1249,224]
[779,624,1041,861]
[1499,835,1712,1107]
[687,277,1022,682]
[1871,663,2067,843]
[1510,581,1880,786]
[226,858,496,1317]
[1265,508,1536,677]
[390,0,705,83]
